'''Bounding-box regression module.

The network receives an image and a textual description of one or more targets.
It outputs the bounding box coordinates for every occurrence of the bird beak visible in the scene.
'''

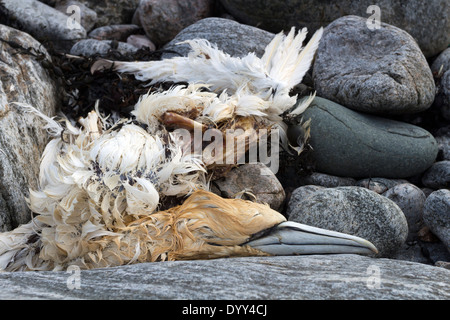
[244,221,378,256]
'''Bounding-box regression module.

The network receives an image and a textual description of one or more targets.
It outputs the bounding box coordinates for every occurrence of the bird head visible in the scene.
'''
[168,190,377,261]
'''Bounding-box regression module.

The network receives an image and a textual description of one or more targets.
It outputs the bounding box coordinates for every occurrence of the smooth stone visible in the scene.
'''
[133,0,213,46]
[68,0,140,27]
[393,241,450,265]
[70,39,138,57]
[286,185,324,217]
[296,172,356,188]
[431,48,450,121]
[0,25,58,231]
[126,35,156,51]
[88,24,142,41]
[212,163,285,211]
[421,161,450,189]
[54,0,97,32]
[356,177,409,194]
[382,183,426,241]
[423,190,450,252]
[435,134,450,161]
[161,17,274,59]
[288,186,408,257]
[1,0,86,48]
[300,96,438,178]
[313,16,435,115]
[219,0,450,58]
[2,255,448,299]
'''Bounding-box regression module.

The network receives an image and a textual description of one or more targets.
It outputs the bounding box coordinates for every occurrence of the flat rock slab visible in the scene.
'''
[1,255,449,299]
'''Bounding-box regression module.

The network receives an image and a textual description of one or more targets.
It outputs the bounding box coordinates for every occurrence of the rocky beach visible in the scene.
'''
[0,0,449,300]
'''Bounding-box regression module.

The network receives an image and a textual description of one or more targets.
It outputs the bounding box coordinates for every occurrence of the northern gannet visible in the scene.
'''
[0,106,376,272]
[0,26,378,272]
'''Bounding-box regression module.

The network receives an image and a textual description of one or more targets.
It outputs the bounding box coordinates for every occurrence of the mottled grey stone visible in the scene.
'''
[133,0,213,46]
[356,177,409,194]
[296,172,356,188]
[70,39,138,57]
[286,185,324,217]
[88,24,142,41]
[431,48,450,121]
[212,163,285,211]
[0,25,58,231]
[219,0,450,57]
[162,18,274,59]
[300,97,438,178]
[288,186,408,257]
[70,0,140,27]
[1,0,86,44]
[435,134,450,161]
[383,184,426,241]
[423,189,450,251]
[421,161,450,189]
[313,16,435,115]
[55,0,97,32]
[0,255,448,299]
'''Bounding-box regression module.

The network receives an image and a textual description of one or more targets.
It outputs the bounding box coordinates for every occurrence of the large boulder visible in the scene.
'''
[0,255,448,299]
[219,0,450,57]
[0,25,58,231]
[313,16,435,115]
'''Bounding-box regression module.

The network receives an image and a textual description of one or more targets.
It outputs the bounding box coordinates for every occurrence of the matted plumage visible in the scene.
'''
[0,27,378,272]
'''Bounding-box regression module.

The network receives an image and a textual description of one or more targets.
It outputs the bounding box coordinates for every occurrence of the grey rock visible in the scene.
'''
[423,189,450,251]
[382,183,426,241]
[393,242,450,265]
[356,177,409,194]
[300,96,438,178]
[162,18,274,59]
[70,39,138,57]
[0,255,449,299]
[1,0,86,48]
[313,16,435,115]
[219,0,450,58]
[421,161,450,189]
[88,24,142,41]
[435,134,450,161]
[296,172,356,188]
[70,0,140,27]
[288,186,408,257]
[0,25,58,231]
[55,0,97,32]
[431,48,450,121]
[127,35,156,51]
[212,163,285,211]
[133,0,213,46]
[286,185,324,217]
[432,48,450,74]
